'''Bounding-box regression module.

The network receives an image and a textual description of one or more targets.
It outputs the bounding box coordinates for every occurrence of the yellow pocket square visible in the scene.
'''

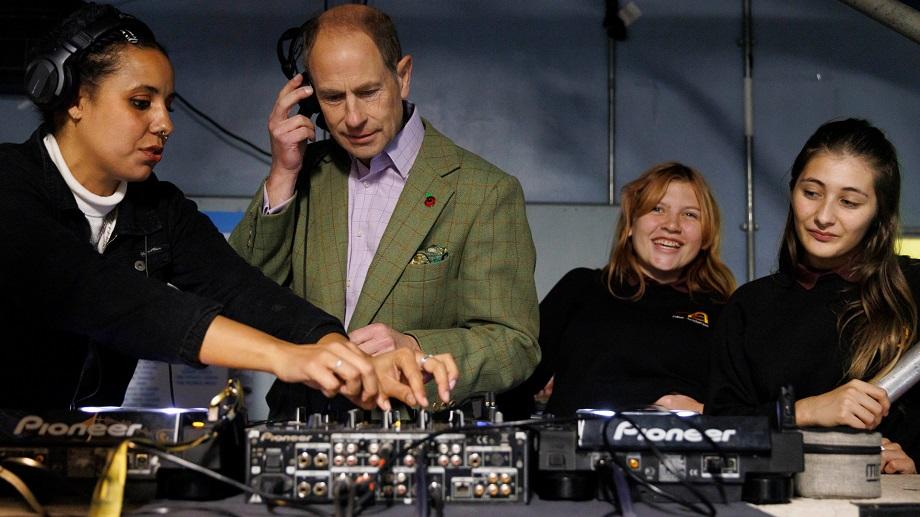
[411,245,448,265]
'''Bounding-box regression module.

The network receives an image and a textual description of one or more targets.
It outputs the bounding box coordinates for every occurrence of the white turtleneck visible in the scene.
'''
[43,133,127,253]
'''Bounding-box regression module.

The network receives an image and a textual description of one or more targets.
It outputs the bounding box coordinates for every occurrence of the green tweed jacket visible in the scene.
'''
[229,121,540,410]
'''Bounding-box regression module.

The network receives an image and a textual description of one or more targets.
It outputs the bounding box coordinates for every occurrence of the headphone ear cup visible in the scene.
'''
[25,44,77,110]
[24,58,59,107]
[24,14,136,111]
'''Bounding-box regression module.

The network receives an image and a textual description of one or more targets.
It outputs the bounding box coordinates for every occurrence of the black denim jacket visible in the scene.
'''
[0,128,344,408]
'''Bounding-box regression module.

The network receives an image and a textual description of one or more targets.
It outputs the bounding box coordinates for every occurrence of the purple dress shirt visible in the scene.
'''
[264,104,425,328]
[344,107,424,327]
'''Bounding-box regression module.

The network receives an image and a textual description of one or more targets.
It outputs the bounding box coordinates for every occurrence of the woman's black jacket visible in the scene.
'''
[0,129,344,408]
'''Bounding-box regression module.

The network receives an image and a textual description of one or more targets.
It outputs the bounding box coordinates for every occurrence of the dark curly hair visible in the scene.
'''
[29,2,165,129]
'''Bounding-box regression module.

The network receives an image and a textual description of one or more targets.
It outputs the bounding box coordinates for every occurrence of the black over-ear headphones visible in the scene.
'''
[24,13,147,110]
[277,23,326,130]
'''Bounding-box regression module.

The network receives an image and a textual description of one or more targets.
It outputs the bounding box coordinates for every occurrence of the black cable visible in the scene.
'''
[609,461,636,517]
[128,506,244,517]
[167,363,176,407]
[599,414,716,516]
[173,92,271,158]
[245,418,290,428]
[427,480,444,517]
[351,416,578,516]
[615,413,716,514]
[415,441,429,517]
[131,445,331,517]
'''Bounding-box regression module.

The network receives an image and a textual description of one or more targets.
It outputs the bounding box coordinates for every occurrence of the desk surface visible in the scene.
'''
[3,475,918,516]
[753,474,920,517]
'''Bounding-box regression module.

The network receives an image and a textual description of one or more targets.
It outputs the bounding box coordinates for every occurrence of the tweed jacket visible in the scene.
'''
[230,121,540,410]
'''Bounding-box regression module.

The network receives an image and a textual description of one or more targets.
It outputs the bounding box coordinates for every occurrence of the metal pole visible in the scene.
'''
[742,0,756,281]
[608,37,617,205]
[837,0,920,45]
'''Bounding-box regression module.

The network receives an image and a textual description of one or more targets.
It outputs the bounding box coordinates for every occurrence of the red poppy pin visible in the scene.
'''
[424,192,436,207]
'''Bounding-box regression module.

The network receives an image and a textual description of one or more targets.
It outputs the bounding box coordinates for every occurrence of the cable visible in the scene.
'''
[599,413,716,516]
[612,413,716,514]
[351,416,575,516]
[167,364,176,408]
[173,92,271,158]
[129,506,244,517]
[132,445,331,517]
[332,475,354,517]
[414,441,429,517]
[245,418,290,428]
[429,483,444,517]
[609,461,636,517]
[0,462,48,516]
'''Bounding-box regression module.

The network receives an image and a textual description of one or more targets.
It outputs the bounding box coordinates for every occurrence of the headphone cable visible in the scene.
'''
[173,92,271,158]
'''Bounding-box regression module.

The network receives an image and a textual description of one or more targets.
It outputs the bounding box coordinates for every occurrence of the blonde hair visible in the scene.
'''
[605,162,735,301]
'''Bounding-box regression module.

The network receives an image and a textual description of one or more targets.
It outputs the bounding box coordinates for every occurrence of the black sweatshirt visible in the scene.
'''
[0,129,345,408]
[499,268,725,418]
[706,257,920,461]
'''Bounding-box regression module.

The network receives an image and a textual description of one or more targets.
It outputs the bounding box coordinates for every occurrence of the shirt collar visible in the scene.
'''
[794,261,859,290]
[27,128,161,235]
[43,133,127,218]
[627,274,689,293]
[354,101,423,179]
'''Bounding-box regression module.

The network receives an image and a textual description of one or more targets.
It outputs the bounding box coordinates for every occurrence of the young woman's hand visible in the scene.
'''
[271,334,380,409]
[881,438,917,474]
[368,349,459,410]
[654,393,704,413]
[795,379,890,429]
[198,319,383,409]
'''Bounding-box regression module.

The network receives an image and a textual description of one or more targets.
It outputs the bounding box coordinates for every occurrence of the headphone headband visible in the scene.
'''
[25,13,151,110]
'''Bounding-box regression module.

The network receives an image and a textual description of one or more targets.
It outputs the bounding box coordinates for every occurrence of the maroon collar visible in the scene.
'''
[668,280,689,293]
[624,275,689,293]
[794,262,858,290]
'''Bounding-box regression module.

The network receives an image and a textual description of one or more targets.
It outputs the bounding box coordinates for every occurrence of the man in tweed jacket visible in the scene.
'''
[229,4,539,416]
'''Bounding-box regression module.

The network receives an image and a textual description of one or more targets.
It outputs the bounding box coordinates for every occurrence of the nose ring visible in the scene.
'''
[160,130,169,142]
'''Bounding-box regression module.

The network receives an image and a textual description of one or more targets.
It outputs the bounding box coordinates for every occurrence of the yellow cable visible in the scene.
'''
[86,378,241,515]
[89,440,130,517]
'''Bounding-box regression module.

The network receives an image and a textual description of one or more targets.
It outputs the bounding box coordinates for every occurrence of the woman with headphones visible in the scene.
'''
[0,2,457,411]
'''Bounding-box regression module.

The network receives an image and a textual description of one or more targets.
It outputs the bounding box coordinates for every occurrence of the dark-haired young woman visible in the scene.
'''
[0,3,456,411]
[501,162,736,418]
[707,118,919,474]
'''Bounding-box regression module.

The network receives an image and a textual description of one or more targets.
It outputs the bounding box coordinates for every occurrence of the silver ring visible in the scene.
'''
[160,130,169,142]
[333,359,343,370]
[419,354,433,366]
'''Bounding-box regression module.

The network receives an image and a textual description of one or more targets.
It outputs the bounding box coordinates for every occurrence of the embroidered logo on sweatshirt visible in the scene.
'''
[672,311,710,328]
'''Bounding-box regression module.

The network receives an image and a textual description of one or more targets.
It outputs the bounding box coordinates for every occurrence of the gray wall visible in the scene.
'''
[3,0,916,286]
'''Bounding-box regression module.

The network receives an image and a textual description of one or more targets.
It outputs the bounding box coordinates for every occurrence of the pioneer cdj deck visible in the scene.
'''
[535,410,804,504]
[0,407,220,501]
[245,409,530,505]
